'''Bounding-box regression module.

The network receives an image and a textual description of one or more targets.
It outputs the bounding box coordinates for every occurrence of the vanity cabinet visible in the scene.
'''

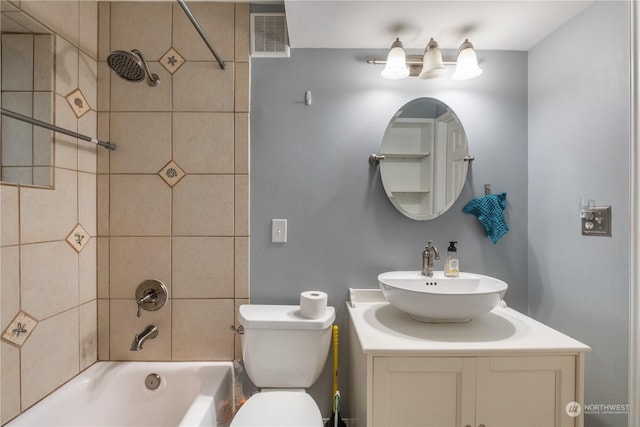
[372,355,576,427]
[346,290,590,427]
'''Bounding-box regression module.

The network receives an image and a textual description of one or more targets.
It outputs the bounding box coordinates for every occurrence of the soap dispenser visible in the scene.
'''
[444,241,459,277]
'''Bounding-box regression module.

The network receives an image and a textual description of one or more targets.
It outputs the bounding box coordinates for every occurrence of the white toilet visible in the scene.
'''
[231,304,336,427]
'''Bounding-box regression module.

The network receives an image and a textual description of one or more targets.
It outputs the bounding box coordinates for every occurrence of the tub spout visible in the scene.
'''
[131,325,158,351]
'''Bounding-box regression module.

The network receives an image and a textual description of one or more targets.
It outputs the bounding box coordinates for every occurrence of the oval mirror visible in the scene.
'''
[379,98,469,220]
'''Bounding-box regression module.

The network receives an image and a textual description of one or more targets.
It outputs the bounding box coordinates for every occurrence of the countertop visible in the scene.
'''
[347,289,591,356]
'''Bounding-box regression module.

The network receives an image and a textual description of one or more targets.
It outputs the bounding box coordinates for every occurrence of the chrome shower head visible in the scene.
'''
[107,49,160,87]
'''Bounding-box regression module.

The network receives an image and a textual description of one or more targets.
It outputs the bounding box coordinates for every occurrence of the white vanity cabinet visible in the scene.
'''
[372,355,576,427]
[347,290,590,427]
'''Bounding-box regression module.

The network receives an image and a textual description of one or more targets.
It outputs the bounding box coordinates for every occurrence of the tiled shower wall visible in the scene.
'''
[96,2,250,361]
[1,0,99,423]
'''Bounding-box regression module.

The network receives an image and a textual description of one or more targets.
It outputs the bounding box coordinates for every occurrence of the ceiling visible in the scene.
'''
[283,1,593,51]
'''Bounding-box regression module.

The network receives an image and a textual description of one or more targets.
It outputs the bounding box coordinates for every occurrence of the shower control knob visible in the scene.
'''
[135,280,168,317]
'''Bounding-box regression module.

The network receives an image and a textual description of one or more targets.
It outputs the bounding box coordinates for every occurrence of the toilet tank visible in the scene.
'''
[238,304,335,388]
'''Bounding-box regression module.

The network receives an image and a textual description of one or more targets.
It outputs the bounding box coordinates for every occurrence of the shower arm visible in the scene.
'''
[0,108,116,150]
[177,0,226,70]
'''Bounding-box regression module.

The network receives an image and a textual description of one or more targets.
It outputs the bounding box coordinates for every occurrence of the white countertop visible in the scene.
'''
[347,289,591,356]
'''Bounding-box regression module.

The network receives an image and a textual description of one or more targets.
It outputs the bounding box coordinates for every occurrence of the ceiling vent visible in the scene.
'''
[250,13,290,58]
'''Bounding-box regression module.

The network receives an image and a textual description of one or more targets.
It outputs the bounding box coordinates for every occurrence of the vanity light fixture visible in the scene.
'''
[369,37,482,81]
[451,39,483,80]
[380,37,410,80]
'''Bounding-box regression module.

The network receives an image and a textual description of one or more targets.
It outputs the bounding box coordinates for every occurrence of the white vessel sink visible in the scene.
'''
[378,271,508,323]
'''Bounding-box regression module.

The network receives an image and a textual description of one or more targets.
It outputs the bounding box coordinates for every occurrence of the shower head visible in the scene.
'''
[107,49,160,87]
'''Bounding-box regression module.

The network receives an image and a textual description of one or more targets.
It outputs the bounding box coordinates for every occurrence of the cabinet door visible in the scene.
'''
[372,357,476,427]
[475,356,576,427]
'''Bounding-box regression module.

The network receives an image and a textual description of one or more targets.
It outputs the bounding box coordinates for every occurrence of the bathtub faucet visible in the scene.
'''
[130,325,158,351]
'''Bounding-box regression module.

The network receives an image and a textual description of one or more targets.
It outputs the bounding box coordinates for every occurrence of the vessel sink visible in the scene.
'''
[378,271,508,323]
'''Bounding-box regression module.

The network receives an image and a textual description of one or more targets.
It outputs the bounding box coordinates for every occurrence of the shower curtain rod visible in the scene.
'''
[0,108,116,150]
[177,0,227,70]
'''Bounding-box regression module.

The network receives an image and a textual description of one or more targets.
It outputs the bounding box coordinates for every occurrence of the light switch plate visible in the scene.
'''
[272,219,287,243]
[581,206,611,236]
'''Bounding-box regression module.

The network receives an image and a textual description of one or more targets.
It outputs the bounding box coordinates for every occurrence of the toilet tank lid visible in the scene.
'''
[239,305,336,330]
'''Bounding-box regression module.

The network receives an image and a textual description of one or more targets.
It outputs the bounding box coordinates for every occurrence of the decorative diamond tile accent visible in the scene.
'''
[2,311,38,348]
[159,160,186,187]
[160,48,185,74]
[66,223,90,253]
[65,89,90,118]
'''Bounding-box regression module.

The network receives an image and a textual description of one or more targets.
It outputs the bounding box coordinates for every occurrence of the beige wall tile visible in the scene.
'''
[110,112,172,174]
[110,299,171,361]
[97,299,110,360]
[235,237,249,299]
[172,237,234,299]
[20,168,77,244]
[98,2,110,61]
[173,62,234,112]
[110,65,171,112]
[235,175,249,236]
[109,236,171,299]
[173,112,233,174]
[235,4,250,63]
[33,35,54,91]
[2,92,33,167]
[79,52,97,110]
[234,62,250,113]
[172,299,234,360]
[234,112,249,175]
[110,175,171,236]
[79,301,98,370]
[173,175,234,236]
[79,238,97,304]
[1,343,20,424]
[110,2,172,61]
[79,0,98,60]
[22,1,79,48]
[97,237,109,299]
[2,34,33,91]
[78,171,97,235]
[97,174,109,236]
[21,308,80,409]
[1,185,19,246]
[55,35,79,97]
[1,246,20,329]
[54,94,79,170]
[97,62,110,112]
[78,111,98,173]
[97,112,110,174]
[33,92,54,168]
[21,241,79,319]
[172,2,234,61]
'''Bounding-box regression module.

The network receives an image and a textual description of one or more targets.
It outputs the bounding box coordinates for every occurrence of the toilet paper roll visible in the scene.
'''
[299,291,328,319]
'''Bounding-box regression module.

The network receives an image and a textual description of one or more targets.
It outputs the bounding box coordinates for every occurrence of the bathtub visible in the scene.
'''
[5,361,234,427]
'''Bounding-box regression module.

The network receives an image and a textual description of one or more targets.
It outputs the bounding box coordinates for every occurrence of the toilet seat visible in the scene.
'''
[230,391,323,427]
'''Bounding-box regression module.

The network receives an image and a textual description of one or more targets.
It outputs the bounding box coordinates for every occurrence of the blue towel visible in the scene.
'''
[463,193,509,244]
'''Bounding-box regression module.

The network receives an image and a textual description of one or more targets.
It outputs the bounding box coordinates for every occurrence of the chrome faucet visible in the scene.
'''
[422,241,440,277]
[130,325,158,351]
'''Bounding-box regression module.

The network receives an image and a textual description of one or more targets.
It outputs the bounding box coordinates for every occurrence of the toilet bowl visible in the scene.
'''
[231,390,322,426]
[230,304,335,427]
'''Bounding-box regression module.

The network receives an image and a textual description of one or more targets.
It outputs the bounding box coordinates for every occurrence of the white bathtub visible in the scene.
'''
[5,361,234,427]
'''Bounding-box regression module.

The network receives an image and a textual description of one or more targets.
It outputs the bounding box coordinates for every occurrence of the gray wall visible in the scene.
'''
[528,2,630,426]
[251,48,528,415]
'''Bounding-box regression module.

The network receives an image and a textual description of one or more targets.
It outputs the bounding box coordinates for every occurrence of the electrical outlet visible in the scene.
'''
[581,206,611,236]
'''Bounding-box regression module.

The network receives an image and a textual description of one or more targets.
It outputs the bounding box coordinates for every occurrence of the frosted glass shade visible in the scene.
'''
[418,47,446,79]
[452,47,483,80]
[381,43,409,80]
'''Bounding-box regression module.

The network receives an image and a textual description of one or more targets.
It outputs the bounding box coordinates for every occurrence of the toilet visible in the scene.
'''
[231,304,336,427]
